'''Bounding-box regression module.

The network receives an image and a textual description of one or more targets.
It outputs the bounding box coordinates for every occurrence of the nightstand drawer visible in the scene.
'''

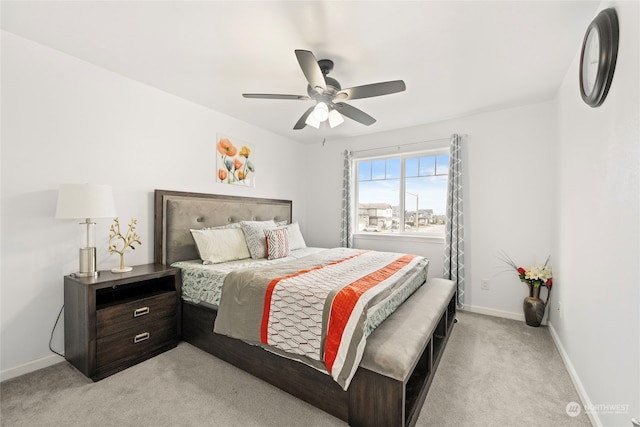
[96,316,177,368]
[96,291,177,338]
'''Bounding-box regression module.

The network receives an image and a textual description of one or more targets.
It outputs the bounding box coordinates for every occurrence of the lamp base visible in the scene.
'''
[73,271,99,278]
[111,267,133,273]
[78,247,98,278]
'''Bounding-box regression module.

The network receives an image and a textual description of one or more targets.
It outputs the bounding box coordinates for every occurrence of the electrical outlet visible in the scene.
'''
[481,279,490,290]
[557,301,563,319]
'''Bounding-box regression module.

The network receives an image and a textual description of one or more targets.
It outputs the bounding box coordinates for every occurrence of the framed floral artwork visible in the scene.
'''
[216,135,255,187]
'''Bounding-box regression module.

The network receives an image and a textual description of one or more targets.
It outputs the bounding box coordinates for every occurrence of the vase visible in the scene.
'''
[523,286,546,327]
[111,252,133,273]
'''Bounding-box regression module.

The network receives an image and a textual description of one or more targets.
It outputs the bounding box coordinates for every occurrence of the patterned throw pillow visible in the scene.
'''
[265,228,290,260]
[240,220,277,259]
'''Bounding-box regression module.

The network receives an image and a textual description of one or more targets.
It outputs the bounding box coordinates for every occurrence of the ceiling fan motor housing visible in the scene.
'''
[318,59,334,74]
[307,78,341,97]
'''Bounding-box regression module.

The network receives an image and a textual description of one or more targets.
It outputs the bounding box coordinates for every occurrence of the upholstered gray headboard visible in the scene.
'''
[154,190,292,265]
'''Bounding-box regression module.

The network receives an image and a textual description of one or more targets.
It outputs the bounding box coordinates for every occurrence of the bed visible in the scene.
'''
[154,189,456,426]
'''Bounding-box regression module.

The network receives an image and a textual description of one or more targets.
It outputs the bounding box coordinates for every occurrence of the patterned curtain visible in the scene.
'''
[444,134,465,308]
[340,150,353,248]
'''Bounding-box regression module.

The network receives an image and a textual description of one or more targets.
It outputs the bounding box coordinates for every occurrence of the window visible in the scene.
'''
[355,150,449,238]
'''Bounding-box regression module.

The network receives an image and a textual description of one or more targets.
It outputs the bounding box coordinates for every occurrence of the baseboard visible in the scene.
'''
[0,353,65,383]
[548,321,600,427]
[460,304,548,325]
[460,304,523,321]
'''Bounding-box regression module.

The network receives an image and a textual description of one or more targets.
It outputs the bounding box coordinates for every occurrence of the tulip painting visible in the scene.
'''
[216,135,255,187]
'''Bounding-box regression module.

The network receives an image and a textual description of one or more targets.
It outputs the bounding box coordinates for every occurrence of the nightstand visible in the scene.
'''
[64,264,181,381]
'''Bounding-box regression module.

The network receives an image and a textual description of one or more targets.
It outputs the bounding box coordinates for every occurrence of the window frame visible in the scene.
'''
[353,147,450,240]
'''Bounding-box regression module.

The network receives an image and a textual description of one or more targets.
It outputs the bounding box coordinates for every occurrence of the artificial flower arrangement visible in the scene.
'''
[500,252,553,297]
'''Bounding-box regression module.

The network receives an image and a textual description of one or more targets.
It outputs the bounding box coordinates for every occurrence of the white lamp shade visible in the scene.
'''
[56,184,117,219]
[312,102,329,122]
[328,109,345,128]
[305,113,321,129]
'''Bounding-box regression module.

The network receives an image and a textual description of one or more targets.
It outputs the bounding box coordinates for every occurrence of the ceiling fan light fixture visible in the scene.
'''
[305,113,321,128]
[312,102,329,122]
[328,109,344,128]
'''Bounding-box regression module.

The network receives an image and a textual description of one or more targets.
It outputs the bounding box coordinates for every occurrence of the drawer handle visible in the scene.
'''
[134,332,150,343]
[133,307,150,317]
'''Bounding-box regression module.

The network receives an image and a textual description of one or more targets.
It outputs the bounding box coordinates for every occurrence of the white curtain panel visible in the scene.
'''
[444,134,465,308]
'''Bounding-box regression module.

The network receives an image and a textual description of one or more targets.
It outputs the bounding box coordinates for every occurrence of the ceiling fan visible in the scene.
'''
[243,50,406,130]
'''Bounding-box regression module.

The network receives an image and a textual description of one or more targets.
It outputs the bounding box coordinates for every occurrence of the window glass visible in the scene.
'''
[358,162,371,181]
[419,156,436,176]
[371,160,386,180]
[436,154,449,175]
[386,158,401,179]
[355,151,449,237]
[406,157,419,178]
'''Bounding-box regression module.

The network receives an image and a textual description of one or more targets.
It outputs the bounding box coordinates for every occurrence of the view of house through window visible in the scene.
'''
[356,151,449,238]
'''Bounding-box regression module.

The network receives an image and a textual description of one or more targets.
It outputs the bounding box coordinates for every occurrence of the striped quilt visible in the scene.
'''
[213,247,428,389]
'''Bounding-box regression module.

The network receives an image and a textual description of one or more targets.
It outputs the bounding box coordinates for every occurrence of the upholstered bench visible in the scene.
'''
[347,278,457,427]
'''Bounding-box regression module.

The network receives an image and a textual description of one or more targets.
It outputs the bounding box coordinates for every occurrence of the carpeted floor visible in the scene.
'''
[1,311,591,426]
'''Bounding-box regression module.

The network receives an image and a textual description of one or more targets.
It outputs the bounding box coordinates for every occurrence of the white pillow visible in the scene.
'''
[190,228,250,264]
[203,222,241,230]
[284,222,307,250]
[240,220,277,259]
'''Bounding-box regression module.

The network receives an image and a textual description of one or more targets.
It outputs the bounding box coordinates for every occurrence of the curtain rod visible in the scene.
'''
[349,136,452,155]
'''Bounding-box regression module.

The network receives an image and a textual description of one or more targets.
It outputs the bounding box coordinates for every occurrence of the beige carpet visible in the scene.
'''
[1,311,591,426]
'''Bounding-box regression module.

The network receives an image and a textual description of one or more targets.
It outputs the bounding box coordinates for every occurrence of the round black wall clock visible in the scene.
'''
[579,8,619,107]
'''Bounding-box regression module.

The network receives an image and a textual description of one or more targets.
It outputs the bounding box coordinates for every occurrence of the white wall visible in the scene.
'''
[551,1,640,426]
[0,32,308,378]
[304,101,556,320]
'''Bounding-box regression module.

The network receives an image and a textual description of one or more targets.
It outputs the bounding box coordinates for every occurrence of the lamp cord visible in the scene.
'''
[49,305,64,358]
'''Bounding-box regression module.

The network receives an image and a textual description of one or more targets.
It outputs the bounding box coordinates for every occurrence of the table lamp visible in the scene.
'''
[56,184,117,277]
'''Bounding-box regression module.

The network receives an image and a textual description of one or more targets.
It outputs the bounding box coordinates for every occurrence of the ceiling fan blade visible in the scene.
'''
[293,106,315,130]
[336,80,406,101]
[243,93,311,100]
[333,103,376,126]
[295,50,326,92]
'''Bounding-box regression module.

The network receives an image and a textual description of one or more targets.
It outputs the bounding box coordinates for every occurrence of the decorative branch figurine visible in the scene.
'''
[108,217,142,273]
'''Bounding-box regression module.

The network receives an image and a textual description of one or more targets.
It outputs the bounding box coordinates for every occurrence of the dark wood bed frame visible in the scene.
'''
[154,189,455,427]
